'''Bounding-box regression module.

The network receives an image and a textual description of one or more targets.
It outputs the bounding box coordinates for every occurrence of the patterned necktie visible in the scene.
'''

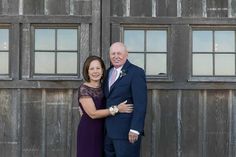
[109,68,118,89]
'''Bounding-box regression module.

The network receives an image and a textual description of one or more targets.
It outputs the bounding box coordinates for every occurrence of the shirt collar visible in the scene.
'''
[112,66,123,80]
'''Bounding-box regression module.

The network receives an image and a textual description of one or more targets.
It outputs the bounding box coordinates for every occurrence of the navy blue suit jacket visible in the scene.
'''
[103,60,147,139]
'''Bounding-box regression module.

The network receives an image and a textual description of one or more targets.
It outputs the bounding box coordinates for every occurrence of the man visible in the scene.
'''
[103,42,147,157]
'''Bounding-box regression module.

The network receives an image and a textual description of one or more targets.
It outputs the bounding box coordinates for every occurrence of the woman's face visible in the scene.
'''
[88,60,103,82]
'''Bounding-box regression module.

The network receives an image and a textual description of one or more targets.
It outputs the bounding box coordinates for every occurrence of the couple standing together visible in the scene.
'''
[77,42,147,157]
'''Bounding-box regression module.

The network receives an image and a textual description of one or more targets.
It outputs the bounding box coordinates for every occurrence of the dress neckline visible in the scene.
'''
[82,83,101,89]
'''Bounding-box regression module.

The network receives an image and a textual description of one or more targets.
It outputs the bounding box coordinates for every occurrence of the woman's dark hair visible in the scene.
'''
[82,56,106,82]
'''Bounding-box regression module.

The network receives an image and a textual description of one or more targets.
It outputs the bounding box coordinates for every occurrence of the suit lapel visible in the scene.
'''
[108,60,131,93]
[104,66,113,97]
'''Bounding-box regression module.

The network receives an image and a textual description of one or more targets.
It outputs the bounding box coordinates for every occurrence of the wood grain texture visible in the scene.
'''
[207,0,228,17]
[23,0,44,15]
[45,90,71,157]
[45,0,69,15]
[205,90,229,157]
[0,90,18,157]
[158,90,178,157]
[21,89,44,157]
[111,0,126,17]
[130,0,152,17]
[157,0,177,16]
[181,90,201,157]
[0,0,19,15]
[181,0,203,17]
[73,1,91,15]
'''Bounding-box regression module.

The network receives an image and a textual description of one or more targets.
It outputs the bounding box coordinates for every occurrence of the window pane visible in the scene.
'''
[124,30,144,52]
[147,30,167,52]
[57,52,77,74]
[193,31,213,52]
[215,54,235,75]
[215,31,234,52]
[193,54,213,75]
[35,52,55,74]
[128,53,144,69]
[0,52,8,74]
[146,54,166,75]
[0,29,9,50]
[35,29,55,50]
[57,29,77,50]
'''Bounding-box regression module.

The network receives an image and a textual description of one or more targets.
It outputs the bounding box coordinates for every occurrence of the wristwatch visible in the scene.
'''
[109,105,119,116]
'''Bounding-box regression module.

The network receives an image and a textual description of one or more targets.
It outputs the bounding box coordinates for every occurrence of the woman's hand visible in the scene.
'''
[117,100,133,113]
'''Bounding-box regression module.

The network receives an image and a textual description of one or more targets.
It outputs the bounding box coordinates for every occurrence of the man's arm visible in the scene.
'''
[130,68,147,135]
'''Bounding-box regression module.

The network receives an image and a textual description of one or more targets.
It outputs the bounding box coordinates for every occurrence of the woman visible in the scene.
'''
[77,56,133,157]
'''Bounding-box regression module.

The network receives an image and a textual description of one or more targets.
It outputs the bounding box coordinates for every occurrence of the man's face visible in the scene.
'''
[109,43,128,68]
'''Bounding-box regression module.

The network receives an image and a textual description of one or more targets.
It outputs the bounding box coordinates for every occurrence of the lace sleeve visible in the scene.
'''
[78,84,91,98]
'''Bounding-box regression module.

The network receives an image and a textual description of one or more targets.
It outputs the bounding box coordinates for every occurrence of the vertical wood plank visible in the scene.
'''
[181,90,201,157]
[158,90,177,157]
[67,90,73,157]
[230,90,236,157]
[111,0,126,17]
[230,0,236,17]
[0,0,8,14]
[69,0,74,15]
[152,0,157,17]
[130,0,152,17]
[151,90,160,157]
[91,0,101,56]
[73,0,91,15]
[23,0,44,15]
[207,0,228,17]
[21,24,31,79]
[229,90,233,157]
[111,24,120,45]
[177,90,182,157]
[202,0,207,17]
[171,25,190,82]
[42,89,46,157]
[125,0,130,16]
[177,0,181,17]
[0,90,18,157]
[140,90,152,157]
[181,0,203,17]
[19,0,23,15]
[45,0,69,15]
[206,90,229,157]
[80,24,90,77]
[21,90,43,157]
[101,0,111,67]
[0,0,19,15]
[228,0,232,17]
[45,90,70,157]
[157,0,177,16]
[71,89,80,157]
[10,24,20,80]
[199,90,207,157]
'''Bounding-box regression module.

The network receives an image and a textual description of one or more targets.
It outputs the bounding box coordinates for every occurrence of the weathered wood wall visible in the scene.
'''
[1,0,236,157]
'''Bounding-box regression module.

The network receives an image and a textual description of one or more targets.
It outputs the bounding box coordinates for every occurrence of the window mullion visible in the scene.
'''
[213,30,215,76]
[55,29,58,74]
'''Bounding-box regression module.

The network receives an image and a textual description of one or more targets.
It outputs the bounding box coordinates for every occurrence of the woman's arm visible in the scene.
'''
[79,97,133,119]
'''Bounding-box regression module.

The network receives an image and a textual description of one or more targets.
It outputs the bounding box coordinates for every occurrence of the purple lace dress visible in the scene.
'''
[77,84,105,157]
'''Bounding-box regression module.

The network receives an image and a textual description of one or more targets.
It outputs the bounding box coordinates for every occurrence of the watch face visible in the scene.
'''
[114,106,119,113]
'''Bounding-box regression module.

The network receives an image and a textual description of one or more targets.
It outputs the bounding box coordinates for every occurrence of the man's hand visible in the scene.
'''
[128,131,139,143]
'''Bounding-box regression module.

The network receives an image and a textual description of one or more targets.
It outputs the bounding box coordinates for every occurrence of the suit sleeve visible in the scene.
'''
[130,68,147,134]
